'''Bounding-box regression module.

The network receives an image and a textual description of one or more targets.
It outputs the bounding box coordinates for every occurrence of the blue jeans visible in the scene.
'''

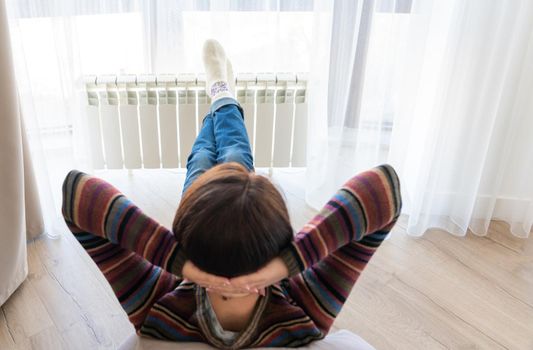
[182,97,255,195]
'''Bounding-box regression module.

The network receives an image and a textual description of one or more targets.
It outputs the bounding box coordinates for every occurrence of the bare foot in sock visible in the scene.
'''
[202,39,234,101]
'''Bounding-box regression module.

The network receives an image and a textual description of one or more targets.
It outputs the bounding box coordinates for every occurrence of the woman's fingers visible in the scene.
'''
[229,276,256,288]
[230,275,268,290]
[183,260,231,287]
[230,257,288,289]
[205,285,254,294]
[183,259,285,292]
[207,288,264,298]
[199,270,231,287]
[204,284,246,292]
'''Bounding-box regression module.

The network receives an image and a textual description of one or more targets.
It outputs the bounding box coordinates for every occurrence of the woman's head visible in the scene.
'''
[172,162,293,278]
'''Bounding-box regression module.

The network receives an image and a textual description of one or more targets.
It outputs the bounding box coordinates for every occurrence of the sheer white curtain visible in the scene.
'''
[5,0,324,237]
[306,0,533,237]
[8,0,532,239]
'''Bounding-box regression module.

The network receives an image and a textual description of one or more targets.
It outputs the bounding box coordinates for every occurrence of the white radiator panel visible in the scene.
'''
[273,101,293,167]
[86,105,105,169]
[254,103,275,167]
[100,104,123,169]
[292,102,308,167]
[119,105,142,169]
[138,105,161,168]
[179,103,196,168]
[159,104,179,168]
[237,89,255,149]
[84,74,307,170]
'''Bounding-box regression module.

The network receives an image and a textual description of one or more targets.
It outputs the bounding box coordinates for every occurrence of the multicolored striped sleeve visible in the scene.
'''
[279,164,402,333]
[61,170,186,275]
[61,170,184,330]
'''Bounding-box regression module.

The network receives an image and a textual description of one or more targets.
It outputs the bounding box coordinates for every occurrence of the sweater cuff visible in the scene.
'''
[169,249,187,277]
[279,245,303,278]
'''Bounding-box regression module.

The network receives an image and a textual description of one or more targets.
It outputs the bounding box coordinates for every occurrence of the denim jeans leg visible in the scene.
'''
[211,98,255,172]
[182,114,218,195]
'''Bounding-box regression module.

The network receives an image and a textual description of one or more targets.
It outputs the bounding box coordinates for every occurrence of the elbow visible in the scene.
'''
[376,164,402,231]
[61,169,85,224]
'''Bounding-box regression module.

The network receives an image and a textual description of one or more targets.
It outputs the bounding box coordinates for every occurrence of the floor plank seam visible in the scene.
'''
[422,328,450,350]
[393,275,509,350]
[1,307,16,345]
[39,244,104,346]
[487,237,523,255]
[60,230,118,296]
[420,237,533,310]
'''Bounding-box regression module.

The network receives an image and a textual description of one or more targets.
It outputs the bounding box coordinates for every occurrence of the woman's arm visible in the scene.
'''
[279,164,401,276]
[62,171,234,329]
[61,170,186,275]
[67,227,180,330]
[61,170,187,329]
[230,164,402,334]
[279,164,402,333]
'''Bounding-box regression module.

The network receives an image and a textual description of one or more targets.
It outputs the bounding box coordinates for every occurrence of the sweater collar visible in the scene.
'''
[195,284,270,350]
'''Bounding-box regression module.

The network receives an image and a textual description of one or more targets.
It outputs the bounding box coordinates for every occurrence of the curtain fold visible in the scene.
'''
[0,0,44,305]
[305,0,533,238]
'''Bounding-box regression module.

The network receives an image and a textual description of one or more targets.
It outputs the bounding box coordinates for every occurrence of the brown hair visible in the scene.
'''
[172,162,293,277]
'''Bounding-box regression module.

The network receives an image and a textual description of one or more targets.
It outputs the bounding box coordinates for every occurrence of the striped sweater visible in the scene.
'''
[61,164,402,349]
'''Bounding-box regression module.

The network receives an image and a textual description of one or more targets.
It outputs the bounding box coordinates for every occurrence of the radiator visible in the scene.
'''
[83,73,307,171]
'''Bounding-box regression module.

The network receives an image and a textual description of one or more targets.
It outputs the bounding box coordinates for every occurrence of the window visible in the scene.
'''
[9,3,317,131]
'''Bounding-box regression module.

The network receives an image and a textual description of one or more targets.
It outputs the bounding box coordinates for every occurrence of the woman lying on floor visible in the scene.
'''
[61,40,402,349]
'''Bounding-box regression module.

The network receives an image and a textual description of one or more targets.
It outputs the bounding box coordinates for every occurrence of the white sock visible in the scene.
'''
[202,39,234,102]
[226,59,235,97]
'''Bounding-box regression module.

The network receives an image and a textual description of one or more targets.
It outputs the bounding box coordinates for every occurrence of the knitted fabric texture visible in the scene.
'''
[61,164,402,349]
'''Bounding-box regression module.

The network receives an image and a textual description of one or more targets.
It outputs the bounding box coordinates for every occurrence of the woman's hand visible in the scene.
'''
[182,260,231,288]
[229,257,289,291]
[182,260,258,295]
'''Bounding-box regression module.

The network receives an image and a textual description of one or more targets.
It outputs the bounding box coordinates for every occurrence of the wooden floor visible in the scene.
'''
[1,169,532,350]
